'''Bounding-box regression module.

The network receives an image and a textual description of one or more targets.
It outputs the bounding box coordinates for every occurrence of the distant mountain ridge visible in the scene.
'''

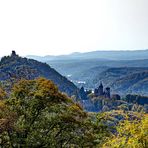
[26,50,148,96]
[27,49,148,61]
[0,51,78,96]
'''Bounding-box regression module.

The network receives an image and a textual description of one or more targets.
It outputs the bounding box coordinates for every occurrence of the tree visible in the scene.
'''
[0,87,6,100]
[0,78,109,147]
[103,113,148,148]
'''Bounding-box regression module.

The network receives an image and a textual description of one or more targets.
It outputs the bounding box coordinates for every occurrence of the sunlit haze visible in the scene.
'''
[0,0,148,56]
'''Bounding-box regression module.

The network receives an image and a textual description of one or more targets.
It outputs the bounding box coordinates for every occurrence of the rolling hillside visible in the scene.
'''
[0,51,78,96]
[94,67,148,95]
[27,50,148,95]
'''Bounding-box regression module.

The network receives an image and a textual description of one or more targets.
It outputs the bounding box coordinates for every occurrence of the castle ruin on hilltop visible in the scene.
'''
[94,82,110,98]
[79,82,111,100]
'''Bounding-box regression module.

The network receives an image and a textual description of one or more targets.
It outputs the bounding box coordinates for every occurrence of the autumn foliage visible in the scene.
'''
[0,78,109,147]
[0,78,147,147]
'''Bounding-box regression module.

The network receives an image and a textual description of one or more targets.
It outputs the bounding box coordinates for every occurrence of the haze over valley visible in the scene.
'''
[27,50,148,96]
[0,0,148,147]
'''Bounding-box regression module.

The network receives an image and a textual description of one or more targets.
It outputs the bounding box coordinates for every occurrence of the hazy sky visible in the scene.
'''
[0,0,148,56]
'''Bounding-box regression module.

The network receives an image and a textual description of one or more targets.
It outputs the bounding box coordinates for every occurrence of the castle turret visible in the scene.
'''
[11,50,17,56]
[105,87,110,98]
[79,86,87,100]
[11,51,19,58]
[98,82,104,96]
[94,88,99,97]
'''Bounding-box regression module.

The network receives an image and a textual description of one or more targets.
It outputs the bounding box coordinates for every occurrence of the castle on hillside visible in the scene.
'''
[11,50,18,57]
[94,82,110,98]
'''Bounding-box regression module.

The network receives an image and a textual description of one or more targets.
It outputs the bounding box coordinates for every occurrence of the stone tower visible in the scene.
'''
[11,50,17,57]
[105,87,110,98]
[98,82,104,96]
[79,87,87,100]
[94,88,99,97]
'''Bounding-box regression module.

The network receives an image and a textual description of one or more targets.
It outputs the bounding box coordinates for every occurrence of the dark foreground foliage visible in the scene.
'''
[0,78,147,148]
[0,78,109,147]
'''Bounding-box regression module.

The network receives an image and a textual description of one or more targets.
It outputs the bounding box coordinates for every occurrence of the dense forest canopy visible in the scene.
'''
[0,78,147,147]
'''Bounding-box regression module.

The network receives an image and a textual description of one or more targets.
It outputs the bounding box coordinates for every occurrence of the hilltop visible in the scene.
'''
[0,51,78,96]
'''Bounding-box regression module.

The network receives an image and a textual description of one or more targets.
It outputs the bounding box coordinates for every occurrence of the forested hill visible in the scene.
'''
[0,51,78,96]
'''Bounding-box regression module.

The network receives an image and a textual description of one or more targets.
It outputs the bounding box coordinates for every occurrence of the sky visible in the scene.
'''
[0,0,148,56]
